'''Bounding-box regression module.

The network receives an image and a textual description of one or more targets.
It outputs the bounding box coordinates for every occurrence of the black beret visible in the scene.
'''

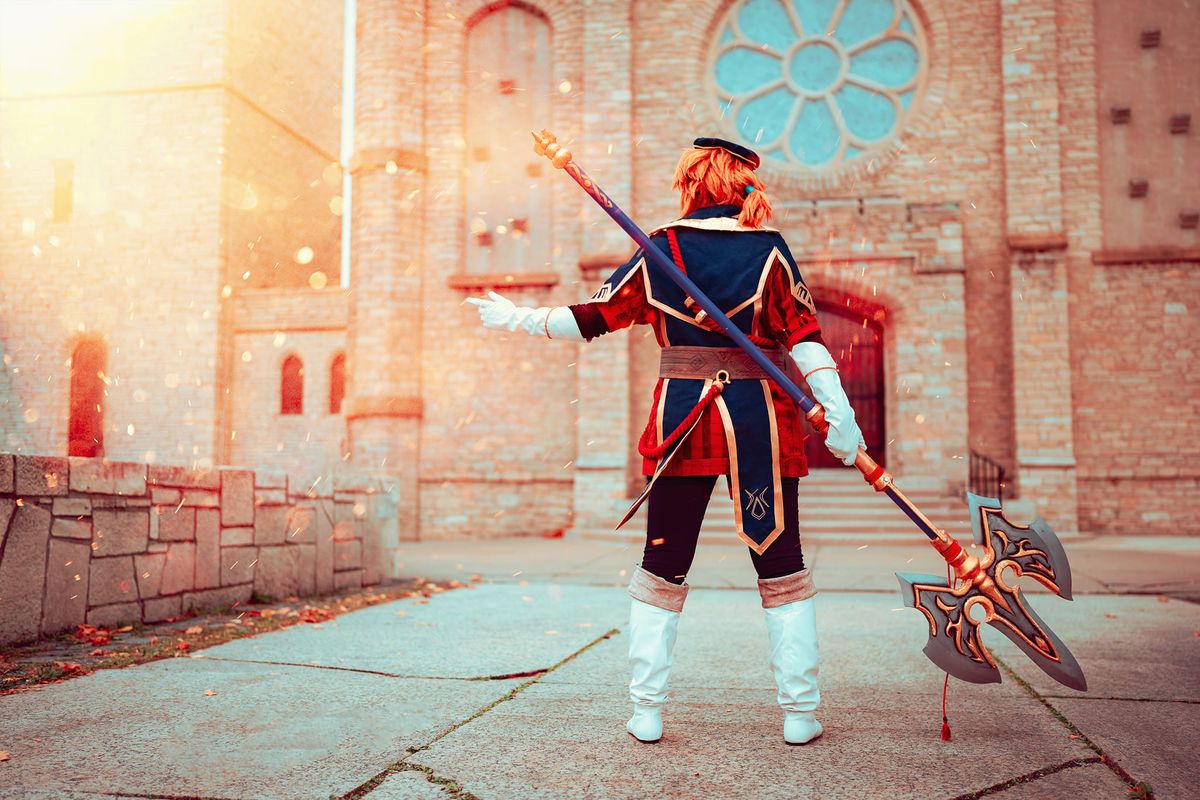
[692,137,760,169]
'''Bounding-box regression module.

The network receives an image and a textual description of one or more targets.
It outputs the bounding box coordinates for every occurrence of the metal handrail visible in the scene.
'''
[969,450,1006,504]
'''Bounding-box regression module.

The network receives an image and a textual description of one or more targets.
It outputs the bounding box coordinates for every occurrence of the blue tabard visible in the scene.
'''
[591,204,817,555]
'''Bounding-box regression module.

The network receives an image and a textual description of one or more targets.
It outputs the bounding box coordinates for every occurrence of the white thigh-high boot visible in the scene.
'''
[626,566,688,743]
[759,569,822,745]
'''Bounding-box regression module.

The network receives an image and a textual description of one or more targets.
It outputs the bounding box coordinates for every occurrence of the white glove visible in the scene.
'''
[465,291,584,341]
[790,341,866,466]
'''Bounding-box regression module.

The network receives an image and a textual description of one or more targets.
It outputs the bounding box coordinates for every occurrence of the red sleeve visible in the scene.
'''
[758,261,821,348]
[593,268,656,334]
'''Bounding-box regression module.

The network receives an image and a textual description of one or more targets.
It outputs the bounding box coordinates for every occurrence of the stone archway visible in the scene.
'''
[803,298,887,469]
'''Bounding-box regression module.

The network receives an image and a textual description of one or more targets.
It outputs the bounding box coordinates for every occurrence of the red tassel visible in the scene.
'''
[941,717,952,741]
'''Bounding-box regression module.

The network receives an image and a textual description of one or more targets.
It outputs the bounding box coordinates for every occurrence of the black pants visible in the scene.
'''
[641,475,806,584]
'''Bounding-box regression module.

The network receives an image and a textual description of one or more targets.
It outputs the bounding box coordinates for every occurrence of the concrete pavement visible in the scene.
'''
[1,532,1197,799]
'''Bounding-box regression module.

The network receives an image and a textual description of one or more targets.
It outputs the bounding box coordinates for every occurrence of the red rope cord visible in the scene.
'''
[637,381,725,459]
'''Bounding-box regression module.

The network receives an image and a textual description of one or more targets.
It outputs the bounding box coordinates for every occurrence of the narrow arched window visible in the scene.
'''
[464,4,552,273]
[329,352,345,414]
[68,337,106,457]
[281,354,304,415]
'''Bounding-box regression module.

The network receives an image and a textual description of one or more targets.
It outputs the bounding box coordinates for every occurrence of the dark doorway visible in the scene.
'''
[802,303,886,468]
[68,337,106,457]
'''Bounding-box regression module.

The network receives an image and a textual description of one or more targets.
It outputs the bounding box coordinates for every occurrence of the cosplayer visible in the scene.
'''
[468,138,865,746]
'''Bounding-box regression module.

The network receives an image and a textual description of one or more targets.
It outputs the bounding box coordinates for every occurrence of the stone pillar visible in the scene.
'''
[345,0,426,538]
[1000,0,1078,533]
[572,0,636,531]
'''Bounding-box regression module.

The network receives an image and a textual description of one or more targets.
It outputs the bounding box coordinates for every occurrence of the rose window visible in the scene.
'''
[710,0,926,172]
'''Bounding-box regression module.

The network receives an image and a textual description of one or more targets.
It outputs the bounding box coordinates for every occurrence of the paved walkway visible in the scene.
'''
[1,533,1197,799]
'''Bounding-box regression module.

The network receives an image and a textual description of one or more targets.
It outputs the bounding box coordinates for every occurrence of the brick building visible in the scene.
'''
[2,0,1197,542]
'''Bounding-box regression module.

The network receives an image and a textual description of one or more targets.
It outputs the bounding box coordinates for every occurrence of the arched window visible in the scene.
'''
[68,337,106,457]
[281,354,304,415]
[329,352,345,414]
[464,4,552,273]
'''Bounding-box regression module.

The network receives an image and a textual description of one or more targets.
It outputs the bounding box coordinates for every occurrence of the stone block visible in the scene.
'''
[52,496,92,516]
[255,467,288,489]
[150,487,181,506]
[220,468,255,526]
[14,455,69,496]
[0,503,52,645]
[148,463,219,489]
[92,509,149,556]
[334,539,363,571]
[181,583,252,614]
[0,453,12,493]
[134,552,166,599]
[253,503,287,546]
[362,525,382,586]
[161,542,196,596]
[254,545,300,600]
[221,527,254,546]
[315,500,335,594]
[286,505,317,543]
[42,538,91,636]
[289,469,333,498]
[295,543,316,596]
[195,509,221,590]
[143,594,182,623]
[87,601,142,628]
[156,506,196,541]
[255,489,287,505]
[180,489,219,507]
[68,458,147,495]
[88,556,138,607]
[221,546,257,586]
[51,516,92,540]
[333,568,363,591]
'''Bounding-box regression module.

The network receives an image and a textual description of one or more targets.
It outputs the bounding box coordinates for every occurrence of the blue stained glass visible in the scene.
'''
[715,48,783,95]
[737,0,797,52]
[836,84,896,141]
[849,38,918,87]
[793,0,841,36]
[738,87,797,145]
[833,0,896,47]
[711,1,923,169]
[790,99,841,165]
[790,41,842,91]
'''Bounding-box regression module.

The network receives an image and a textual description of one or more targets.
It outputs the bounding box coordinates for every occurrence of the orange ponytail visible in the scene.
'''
[671,146,773,229]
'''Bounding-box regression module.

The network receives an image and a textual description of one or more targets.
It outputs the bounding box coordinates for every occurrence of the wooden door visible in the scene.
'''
[802,304,885,468]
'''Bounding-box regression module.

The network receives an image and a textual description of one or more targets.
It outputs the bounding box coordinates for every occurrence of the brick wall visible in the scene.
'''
[0,90,226,465]
[0,453,398,648]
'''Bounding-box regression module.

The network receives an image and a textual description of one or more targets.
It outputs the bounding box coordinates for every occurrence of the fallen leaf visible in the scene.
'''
[88,649,110,657]
[1104,613,1117,619]
[115,625,133,633]
[176,641,191,651]
[0,751,9,762]
[1156,596,1170,603]
[184,625,204,635]
[202,689,217,697]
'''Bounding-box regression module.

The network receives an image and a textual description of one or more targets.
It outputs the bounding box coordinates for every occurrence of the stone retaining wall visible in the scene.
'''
[0,454,399,648]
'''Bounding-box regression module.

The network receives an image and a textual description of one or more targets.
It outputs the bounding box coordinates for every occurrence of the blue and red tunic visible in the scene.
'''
[569,204,824,553]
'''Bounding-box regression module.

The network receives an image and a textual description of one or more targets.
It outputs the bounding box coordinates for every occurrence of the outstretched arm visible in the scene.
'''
[466,291,586,342]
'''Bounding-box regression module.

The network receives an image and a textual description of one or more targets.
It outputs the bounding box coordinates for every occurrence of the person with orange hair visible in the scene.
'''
[468,137,864,746]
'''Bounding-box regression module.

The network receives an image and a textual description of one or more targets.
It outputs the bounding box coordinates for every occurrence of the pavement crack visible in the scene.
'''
[996,656,1158,800]
[197,656,532,682]
[1040,693,1200,705]
[338,627,620,800]
[946,757,1102,800]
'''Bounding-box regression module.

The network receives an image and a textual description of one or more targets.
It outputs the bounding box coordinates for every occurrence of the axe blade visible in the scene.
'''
[896,494,1088,692]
